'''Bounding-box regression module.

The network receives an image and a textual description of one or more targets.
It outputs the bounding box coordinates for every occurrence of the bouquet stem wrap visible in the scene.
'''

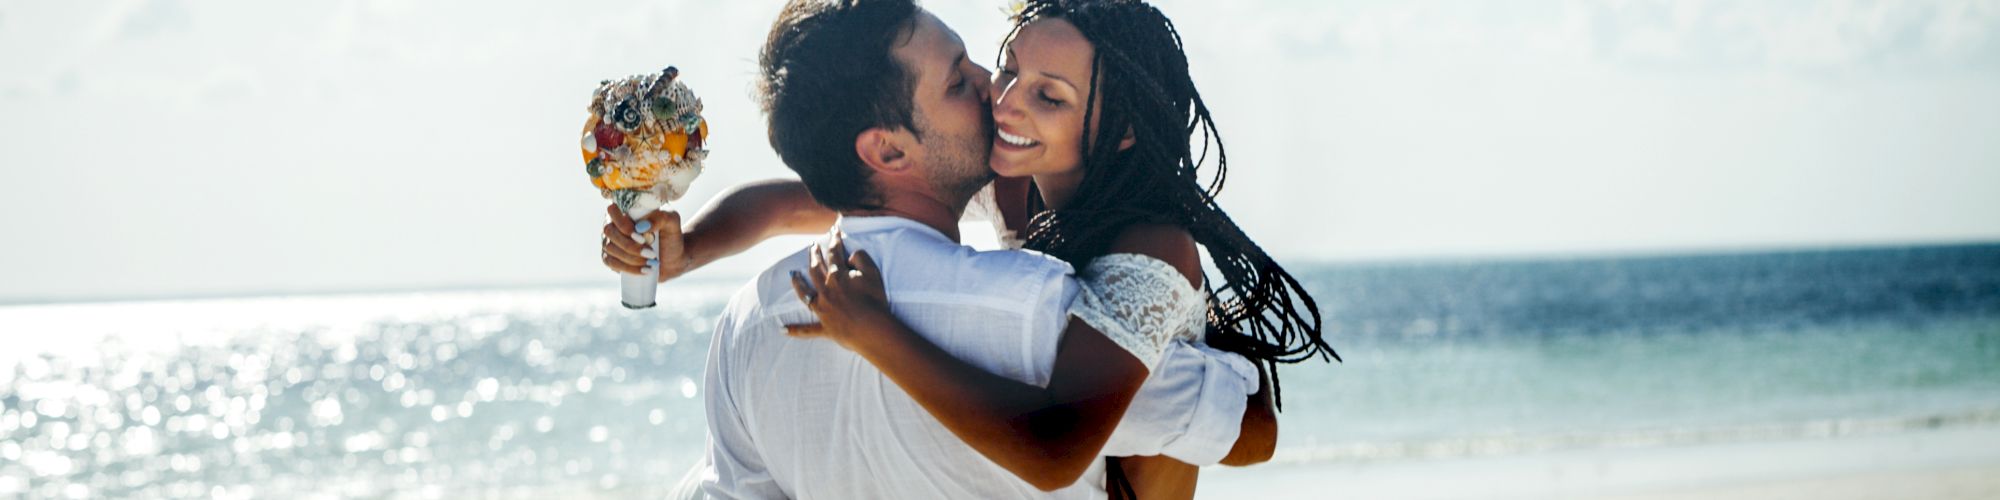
[620,205,660,310]
[621,255,659,308]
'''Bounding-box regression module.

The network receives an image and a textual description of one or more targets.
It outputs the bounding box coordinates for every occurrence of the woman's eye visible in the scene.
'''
[1038,91,1062,106]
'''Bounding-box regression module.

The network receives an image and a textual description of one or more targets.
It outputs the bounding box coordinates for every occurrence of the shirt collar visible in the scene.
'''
[834,215,953,243]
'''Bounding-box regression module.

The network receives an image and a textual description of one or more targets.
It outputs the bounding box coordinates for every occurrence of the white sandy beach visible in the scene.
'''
[1198,425,2000,499]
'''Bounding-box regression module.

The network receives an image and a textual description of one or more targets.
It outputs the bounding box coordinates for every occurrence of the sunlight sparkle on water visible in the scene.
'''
[0,286,732,498]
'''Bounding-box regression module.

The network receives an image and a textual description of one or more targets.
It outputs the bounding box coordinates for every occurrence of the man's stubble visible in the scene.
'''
[913,105,998,208]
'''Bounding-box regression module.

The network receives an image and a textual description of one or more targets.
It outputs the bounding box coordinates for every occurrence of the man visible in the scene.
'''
[613,1,1269,498]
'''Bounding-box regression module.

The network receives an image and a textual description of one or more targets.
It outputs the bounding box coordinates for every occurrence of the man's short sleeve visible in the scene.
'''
[1011,251,1080,387]
[1099,342,1259,465]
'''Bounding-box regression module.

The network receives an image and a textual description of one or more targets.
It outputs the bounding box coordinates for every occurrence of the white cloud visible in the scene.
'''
[1156,0,2000,74]
[195,65,267,103]
[112,0,193,41]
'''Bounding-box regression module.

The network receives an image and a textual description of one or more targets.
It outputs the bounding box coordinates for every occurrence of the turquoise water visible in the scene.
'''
[1,244,1997,498]
[1279,244,2000,459]
[1282,317,2000,461]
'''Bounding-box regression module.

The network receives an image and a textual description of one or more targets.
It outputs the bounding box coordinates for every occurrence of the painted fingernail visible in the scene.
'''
[641,249,658,259]
[631,232,646,244]
[647,259,660,267]
[634,220,653,233]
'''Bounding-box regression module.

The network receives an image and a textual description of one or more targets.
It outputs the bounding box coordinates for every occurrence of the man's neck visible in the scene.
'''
[845,193,966,243]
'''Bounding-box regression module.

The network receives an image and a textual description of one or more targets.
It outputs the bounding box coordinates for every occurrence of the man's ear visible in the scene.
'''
[855,127,917,174]
[1118,126,1136,151]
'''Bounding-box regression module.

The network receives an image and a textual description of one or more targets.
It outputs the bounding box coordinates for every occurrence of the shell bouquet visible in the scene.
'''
[583,66,710,215]
[582,66,710,309]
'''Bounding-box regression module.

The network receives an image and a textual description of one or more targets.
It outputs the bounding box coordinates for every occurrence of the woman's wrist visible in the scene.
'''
[678,230,709,271]
[677,223,732,277]
[839,306,905,355]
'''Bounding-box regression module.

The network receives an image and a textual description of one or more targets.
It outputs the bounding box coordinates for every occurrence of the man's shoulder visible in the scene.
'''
[744,230,1075,306]
[879,230,1076,292]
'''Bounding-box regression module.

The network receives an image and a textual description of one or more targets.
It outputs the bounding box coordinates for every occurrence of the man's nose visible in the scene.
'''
[970,65,995,101]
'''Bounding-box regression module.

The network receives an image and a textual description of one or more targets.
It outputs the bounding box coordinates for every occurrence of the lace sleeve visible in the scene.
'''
[1066,253,1205,372]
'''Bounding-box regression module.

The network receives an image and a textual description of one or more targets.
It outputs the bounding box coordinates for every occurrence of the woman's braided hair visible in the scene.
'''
[1005,0,1341,410]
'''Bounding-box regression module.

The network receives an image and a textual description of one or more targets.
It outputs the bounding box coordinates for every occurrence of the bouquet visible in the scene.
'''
[582,66,709,309]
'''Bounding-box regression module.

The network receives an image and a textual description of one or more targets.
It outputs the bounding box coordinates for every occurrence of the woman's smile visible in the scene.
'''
[995,126,1041,150]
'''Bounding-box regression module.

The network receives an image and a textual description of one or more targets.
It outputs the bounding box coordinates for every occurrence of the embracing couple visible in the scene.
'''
[597,0,1337,498]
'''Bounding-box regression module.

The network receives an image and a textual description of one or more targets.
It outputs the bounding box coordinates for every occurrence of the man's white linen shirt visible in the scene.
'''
[699,216,1253,499]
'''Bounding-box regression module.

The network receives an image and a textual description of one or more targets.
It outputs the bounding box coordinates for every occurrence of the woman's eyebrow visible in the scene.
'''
[1039,71,1075,90]
[1000,46,1075,89]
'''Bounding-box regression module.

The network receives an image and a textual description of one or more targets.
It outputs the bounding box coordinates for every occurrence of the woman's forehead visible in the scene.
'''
[1008,18,1092,72]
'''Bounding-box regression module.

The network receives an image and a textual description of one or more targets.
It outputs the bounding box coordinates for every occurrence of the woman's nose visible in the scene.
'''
[991,80,1023,119]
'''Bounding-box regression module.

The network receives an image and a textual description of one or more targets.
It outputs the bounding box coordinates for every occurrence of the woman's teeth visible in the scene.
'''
[997,129,1038,147]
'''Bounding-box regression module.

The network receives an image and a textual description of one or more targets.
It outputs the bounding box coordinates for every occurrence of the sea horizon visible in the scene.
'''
[7,238,1995,307]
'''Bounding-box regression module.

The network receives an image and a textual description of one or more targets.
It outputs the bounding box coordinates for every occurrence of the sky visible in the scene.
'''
[1,0,1998,303]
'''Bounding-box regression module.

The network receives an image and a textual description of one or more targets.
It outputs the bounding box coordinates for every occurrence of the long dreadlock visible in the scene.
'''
[1003,0,1342,413]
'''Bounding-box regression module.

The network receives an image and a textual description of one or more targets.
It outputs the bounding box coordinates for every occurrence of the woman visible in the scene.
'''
[606,1,1337,497]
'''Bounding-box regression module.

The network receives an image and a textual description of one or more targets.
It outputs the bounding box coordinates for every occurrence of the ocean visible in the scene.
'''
[2,243,1997,498]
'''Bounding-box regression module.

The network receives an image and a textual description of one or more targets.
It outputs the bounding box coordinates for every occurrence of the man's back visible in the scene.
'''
[700,216,1101,499]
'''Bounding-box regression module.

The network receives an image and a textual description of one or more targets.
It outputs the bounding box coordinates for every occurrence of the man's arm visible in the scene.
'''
[1220,364,1277,466]
[1113,344,1274,468]
[1098,348,1277,498]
